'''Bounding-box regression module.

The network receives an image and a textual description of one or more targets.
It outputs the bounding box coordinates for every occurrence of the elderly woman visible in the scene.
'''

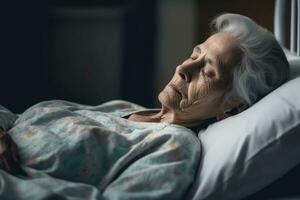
[129,13,289,129]
[0,13,289,200]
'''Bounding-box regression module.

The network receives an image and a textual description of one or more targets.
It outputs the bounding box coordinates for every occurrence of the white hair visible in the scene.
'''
[211,13,290,106]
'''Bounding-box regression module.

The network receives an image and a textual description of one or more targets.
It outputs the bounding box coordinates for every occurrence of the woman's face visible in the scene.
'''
[158,32,241,124]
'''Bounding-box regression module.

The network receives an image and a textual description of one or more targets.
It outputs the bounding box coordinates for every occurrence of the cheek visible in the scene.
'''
[189,81,213,100]
[189,80,226,104]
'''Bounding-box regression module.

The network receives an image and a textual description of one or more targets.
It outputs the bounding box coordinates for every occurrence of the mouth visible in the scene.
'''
[168,83,183,98]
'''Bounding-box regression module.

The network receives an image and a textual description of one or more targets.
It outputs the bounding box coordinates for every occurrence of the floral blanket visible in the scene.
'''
[0,100,201,200]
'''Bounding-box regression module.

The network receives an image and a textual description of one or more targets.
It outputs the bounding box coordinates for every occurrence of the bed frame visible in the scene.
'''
[274,0,300,58]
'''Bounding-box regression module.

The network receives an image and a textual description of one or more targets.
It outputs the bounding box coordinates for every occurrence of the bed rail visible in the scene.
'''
[274,0,300,57]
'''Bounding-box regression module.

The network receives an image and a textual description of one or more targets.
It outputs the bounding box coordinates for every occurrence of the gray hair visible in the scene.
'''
[211,13,290,106]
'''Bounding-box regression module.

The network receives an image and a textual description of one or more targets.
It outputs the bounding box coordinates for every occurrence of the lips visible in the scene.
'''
[168,83,183,98]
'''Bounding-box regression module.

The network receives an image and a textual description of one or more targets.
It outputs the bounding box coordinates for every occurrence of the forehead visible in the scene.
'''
[196,32,240,70]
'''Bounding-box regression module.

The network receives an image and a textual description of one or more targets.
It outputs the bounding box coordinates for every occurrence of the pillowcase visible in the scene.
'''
[187,55,300,200]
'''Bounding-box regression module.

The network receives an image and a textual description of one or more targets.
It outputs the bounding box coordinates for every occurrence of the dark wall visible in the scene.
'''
[121,1,156,108]
[1,0,156,113]
[195,0,275,42]
[1,2,48,113]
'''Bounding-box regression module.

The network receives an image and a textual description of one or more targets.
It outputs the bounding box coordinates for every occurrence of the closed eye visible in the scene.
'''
[201,68,216,79]
[205,70,216,78]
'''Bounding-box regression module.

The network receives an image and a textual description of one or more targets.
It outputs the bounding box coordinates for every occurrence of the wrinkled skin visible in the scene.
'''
[157,32,242,127]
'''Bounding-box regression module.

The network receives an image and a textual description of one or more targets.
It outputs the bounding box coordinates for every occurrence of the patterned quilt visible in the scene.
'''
[0,100,201,200]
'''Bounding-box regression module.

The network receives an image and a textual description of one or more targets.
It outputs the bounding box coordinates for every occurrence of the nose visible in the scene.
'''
[176,57,204,82]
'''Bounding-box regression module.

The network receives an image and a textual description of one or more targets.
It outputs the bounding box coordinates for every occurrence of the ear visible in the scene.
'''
[216,97,248,121]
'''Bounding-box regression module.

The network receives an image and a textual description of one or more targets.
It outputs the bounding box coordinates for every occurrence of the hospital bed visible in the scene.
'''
[0,1,299,200]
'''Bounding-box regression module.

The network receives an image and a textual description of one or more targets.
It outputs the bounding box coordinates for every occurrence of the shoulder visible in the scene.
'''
[159,123,202,154]
[98,100,146,112]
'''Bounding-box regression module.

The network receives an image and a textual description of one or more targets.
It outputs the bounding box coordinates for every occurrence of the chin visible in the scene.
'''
[158,91,166,105]
[158,90,179,110]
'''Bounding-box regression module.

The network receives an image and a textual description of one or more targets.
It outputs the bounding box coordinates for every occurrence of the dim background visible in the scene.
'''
[1,0,274,113]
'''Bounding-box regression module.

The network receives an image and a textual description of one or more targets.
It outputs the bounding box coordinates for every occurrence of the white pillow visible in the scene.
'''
[187,56,300,200]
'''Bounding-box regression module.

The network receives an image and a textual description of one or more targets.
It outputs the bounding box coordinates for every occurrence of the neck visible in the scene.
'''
[128,106,210,129]
[155,106,207,128]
